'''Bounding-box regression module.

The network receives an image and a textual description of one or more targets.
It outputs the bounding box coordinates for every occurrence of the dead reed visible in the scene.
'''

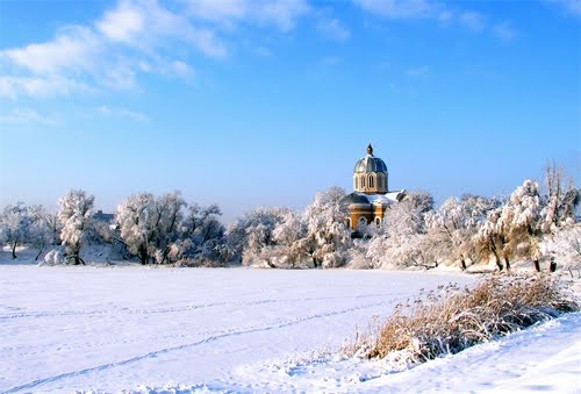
[348,274,578,364]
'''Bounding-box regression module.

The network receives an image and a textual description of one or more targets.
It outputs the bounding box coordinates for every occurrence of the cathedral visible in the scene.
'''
[344,144,405,229]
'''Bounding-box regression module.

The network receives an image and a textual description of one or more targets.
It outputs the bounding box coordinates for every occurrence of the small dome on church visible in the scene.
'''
[353,144,388,173]
[343,192,370,205]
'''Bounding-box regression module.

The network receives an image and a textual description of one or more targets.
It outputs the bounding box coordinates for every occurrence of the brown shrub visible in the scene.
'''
[351,274,578,364]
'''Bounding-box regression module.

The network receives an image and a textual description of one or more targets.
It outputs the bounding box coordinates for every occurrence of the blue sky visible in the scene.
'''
[0,0,579,223]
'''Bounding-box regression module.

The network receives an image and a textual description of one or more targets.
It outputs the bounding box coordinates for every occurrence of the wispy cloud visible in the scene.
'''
[0,108,58,125]
[0,0,225,99]
[320,56,343,68]
[459,11,485,32]
[185,0,310,31]
[405,65,431,79]
[317,18,350,42]
[0,0,312,100]
[493,22,518,43]
[544,0,581,17]
[96,0,226,57]
[0,75,93,99]
[353,0,443,19]
[97,105,150,122]
[353,0,518,42]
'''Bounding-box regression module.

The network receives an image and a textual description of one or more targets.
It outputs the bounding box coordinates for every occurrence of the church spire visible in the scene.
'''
[367,143,373,156]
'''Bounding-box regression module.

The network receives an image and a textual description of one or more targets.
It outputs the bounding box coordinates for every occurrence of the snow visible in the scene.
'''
[1,266,579,393]
[349,191,404,205]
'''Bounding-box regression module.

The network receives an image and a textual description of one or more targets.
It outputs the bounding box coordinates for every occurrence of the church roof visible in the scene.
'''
[343,190,405,206]
[343,192,371,205]
[353,144,388,173]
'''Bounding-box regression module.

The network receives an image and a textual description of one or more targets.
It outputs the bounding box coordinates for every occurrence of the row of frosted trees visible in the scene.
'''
[1,167,579,270]
[0,191,225,266]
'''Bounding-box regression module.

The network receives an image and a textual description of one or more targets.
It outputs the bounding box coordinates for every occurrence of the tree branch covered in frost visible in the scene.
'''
[0,164,578,271]
[474,176,578,271]
[364,191,435,269]
[0,202,55,259]
[57,189,95,265]
[115,191,226,265]
[227,187,351,268]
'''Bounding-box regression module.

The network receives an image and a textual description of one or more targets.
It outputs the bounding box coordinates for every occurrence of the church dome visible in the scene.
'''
[353,144,388,173]
[352,144,388,194]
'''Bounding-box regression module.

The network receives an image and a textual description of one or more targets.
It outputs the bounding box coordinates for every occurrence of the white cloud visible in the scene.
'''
[320,56,343,67]
[406,65,431,78]
[185,0,309,31]
[256,0,310,31]
[187,29,227,58]
[186,0,247,22]
[353,0,441,19]
[493,22,518,43]
[0,75,92,99]
[0,108,58,125]
[97,105,149,122]
[0,0,315,99]
[353,0,514,42]
[96,1,145,43]
[3,26,102,75]
[544,0,581,17]
[96,0,227,57]
[317,18,350,42]
[253,46,273,57]
[459,11,485,32]
[0,0,218,99]
[170,60,195,80]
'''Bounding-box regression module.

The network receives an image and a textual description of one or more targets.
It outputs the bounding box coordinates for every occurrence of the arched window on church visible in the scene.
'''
[360,176,366,188]
[368,175,375,188]
[354,177,358,189]
[375,217,381,227]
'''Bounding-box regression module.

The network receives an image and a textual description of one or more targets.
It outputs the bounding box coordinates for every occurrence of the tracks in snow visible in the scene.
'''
[0,292,404,321]
[4,296,401,393]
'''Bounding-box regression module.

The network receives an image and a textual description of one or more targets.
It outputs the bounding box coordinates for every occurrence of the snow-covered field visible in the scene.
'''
[1,266,579,393]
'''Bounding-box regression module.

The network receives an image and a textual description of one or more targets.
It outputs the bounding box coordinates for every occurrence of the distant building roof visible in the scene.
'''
[93,210,114,223]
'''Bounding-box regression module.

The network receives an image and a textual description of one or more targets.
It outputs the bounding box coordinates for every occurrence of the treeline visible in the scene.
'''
[0,166,579,271]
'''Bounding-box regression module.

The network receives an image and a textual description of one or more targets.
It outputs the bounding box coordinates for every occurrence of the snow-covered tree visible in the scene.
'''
[425,194,499,269]
[540,225,581,273]
[115,191,186,265]
[223,188,351,269]
[0,202,56,260]
[264,209,308,268]
[225,207,289,266]
[304,187,351,268]
[475,180,543,270]
[541,164,579,233]
[365,191,436,269]
[116,191,226,265]
[0,202,36,258]
[28,206,57,260]
[115,192,157,265]
[151,191,186,264]
[169,203,225,264]
[57,190,95,265]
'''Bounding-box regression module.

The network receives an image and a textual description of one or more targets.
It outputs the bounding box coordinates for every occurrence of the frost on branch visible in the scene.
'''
[115,192,225,265]
[227,187,351,269]
[364,192,435,269]
[57,189,95,265]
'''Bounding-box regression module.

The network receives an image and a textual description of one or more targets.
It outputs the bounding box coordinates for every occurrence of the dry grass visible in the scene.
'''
[347,274,578,364]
